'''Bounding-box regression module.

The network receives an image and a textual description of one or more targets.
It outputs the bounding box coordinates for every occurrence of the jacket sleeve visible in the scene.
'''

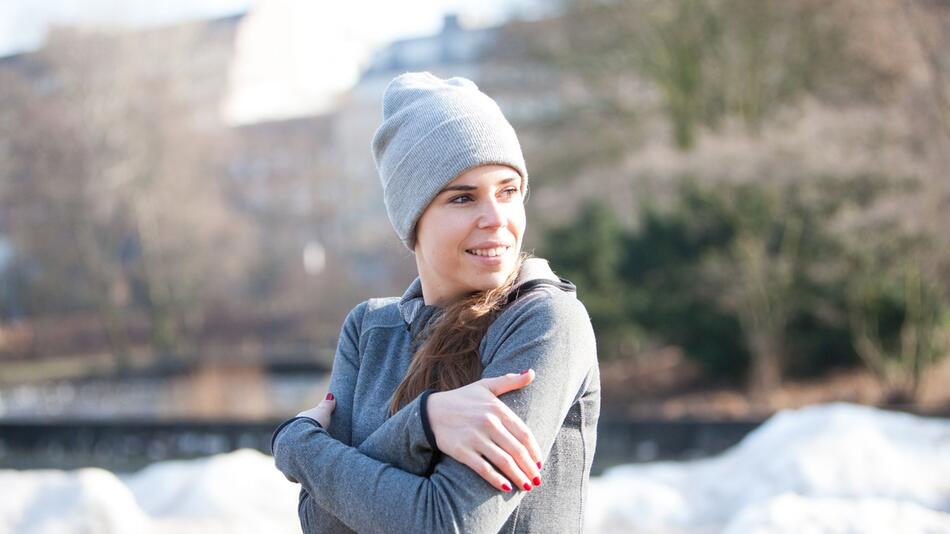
[278,301,368,534]
[272,290,598,534]
[353,388,439,474]
[278,300,436,533]
[296,389,438,534]
[324,301,368,446]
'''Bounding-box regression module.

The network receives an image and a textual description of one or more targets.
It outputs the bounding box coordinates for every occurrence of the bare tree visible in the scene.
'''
[1,23,257,366]
[699,185,803,398]
[846,238,949,403]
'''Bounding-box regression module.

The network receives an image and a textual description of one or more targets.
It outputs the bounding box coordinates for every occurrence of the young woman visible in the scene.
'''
[271,72,601,533]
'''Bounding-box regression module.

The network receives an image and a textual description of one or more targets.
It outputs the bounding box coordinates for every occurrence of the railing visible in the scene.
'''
[0,418,763,475]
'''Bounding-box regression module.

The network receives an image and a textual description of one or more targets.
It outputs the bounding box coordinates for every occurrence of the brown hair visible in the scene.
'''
[389,251,532,415]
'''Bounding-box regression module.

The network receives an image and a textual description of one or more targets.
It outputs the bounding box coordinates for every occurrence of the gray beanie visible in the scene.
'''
[371,71,529,251]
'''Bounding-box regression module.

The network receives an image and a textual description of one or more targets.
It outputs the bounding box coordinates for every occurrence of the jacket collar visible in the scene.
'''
[396,257,573,329]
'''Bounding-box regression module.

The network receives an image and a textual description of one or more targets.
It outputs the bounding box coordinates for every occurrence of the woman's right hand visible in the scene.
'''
[426,369,544,493]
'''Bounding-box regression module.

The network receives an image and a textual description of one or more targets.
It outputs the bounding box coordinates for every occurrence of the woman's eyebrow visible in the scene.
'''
[439,177,518,193]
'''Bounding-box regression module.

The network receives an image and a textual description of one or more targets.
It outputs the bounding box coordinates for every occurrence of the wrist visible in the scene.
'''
[419,389,440,452]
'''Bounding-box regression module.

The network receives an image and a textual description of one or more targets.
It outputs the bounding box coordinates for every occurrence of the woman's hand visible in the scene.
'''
[427,369,544,493]
[297,393,336,429]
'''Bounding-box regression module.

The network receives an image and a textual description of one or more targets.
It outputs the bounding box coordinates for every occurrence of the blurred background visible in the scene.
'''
[0,0,948,532]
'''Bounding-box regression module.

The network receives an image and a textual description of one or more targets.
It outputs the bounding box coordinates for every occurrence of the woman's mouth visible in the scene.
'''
[465,246,511,257]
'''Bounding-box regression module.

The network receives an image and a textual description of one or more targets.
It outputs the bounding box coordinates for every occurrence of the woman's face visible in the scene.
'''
[414,164,526,306]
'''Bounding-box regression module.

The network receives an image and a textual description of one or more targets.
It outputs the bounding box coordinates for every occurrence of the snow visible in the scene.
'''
[0,449,299,534]
[585,403,950,533]
[0,403,947,533]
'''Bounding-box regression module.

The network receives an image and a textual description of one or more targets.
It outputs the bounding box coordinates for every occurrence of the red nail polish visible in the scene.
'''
[326,393,334,401]
[501,483,512,492]
[520,369,529,375]
[537,461,542,469]
[533,477,541,486]
[522,482,532,491]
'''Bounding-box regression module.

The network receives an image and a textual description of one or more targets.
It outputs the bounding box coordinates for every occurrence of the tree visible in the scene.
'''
[542,201,645,360]
[700,183,803,397]
[505,0,850,150]
[0,24,257,366]
[845,233,949,403]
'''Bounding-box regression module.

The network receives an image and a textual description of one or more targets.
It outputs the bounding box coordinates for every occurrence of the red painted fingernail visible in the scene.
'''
[326,393,334,401]
[537,461,542,469]
[533,476,541,486]
[520,369,529,375]
[501,483,512,492]
[522,482,532,491]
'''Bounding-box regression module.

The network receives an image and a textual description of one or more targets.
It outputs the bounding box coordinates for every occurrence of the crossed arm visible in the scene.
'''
[271,293,597,533]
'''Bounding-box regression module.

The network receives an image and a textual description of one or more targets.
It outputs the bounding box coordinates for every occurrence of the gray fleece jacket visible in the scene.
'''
[271,257,601,533]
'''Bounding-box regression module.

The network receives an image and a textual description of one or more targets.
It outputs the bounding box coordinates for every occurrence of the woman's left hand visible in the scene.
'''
[297,393,336,429]
[426,370,544,493]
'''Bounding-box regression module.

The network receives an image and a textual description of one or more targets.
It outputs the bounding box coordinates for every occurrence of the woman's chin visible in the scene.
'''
[467,268,516,292]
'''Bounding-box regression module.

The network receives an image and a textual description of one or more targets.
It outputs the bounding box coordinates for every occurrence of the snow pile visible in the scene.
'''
[585,403,950,533]
[0,403,947,533]
[0,449,299,534]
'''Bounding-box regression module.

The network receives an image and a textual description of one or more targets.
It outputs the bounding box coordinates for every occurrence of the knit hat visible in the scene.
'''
[371,71,529,251]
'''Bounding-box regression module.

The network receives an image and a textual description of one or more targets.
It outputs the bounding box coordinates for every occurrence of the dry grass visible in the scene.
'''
[601,350,950,420]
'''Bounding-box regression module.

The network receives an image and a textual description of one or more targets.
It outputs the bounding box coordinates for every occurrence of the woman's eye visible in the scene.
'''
[450,187,519,204]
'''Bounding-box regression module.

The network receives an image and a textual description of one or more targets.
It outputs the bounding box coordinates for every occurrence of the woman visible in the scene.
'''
[271,72,600,533]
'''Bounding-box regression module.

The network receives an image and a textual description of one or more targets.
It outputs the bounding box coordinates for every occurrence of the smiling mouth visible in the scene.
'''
[465,246,511,257]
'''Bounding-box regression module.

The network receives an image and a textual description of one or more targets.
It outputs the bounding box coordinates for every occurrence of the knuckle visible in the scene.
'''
[489,448,508,465]
[515,447,532,465]
[490,401,508,416]
[510,426,527,441]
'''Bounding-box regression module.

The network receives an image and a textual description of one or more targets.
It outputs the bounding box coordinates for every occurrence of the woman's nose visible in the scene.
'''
[477,198,507,228]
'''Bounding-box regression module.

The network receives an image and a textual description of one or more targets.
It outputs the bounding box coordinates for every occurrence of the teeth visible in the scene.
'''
[468,246,509,257]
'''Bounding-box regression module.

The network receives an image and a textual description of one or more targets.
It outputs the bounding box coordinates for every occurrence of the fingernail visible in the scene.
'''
[533,476,541,486]
[520,369,529,375]
[326,393,334,401]
[501,483,512,492]
[537,461,542,469]
[522,482,532,491]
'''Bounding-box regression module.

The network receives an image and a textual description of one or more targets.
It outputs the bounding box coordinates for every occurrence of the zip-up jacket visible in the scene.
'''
[271,257,601,533]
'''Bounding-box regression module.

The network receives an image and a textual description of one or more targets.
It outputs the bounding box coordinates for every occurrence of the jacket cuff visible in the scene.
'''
[418,389,440,452]
[270,415,323,455]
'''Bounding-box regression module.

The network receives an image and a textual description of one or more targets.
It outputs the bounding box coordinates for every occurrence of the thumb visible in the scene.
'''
[482,369,534,397]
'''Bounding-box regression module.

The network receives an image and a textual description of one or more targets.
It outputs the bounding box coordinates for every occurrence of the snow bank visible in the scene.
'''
[0,403,947,533]
[0,449,299,534]
[585,403,950,533]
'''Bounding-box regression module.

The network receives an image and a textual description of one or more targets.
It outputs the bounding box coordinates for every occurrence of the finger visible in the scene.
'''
[481,369,534,397]
[495,403,544,473]
[478,440,533,492]
[308,394,336,416]
[488,415,542,484]
[457,449,514,493]
[297,393,336,426]
[317,393,336,426]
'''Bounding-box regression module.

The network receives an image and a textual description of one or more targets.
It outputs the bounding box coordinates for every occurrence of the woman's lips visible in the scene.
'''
[465,246,511,266]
